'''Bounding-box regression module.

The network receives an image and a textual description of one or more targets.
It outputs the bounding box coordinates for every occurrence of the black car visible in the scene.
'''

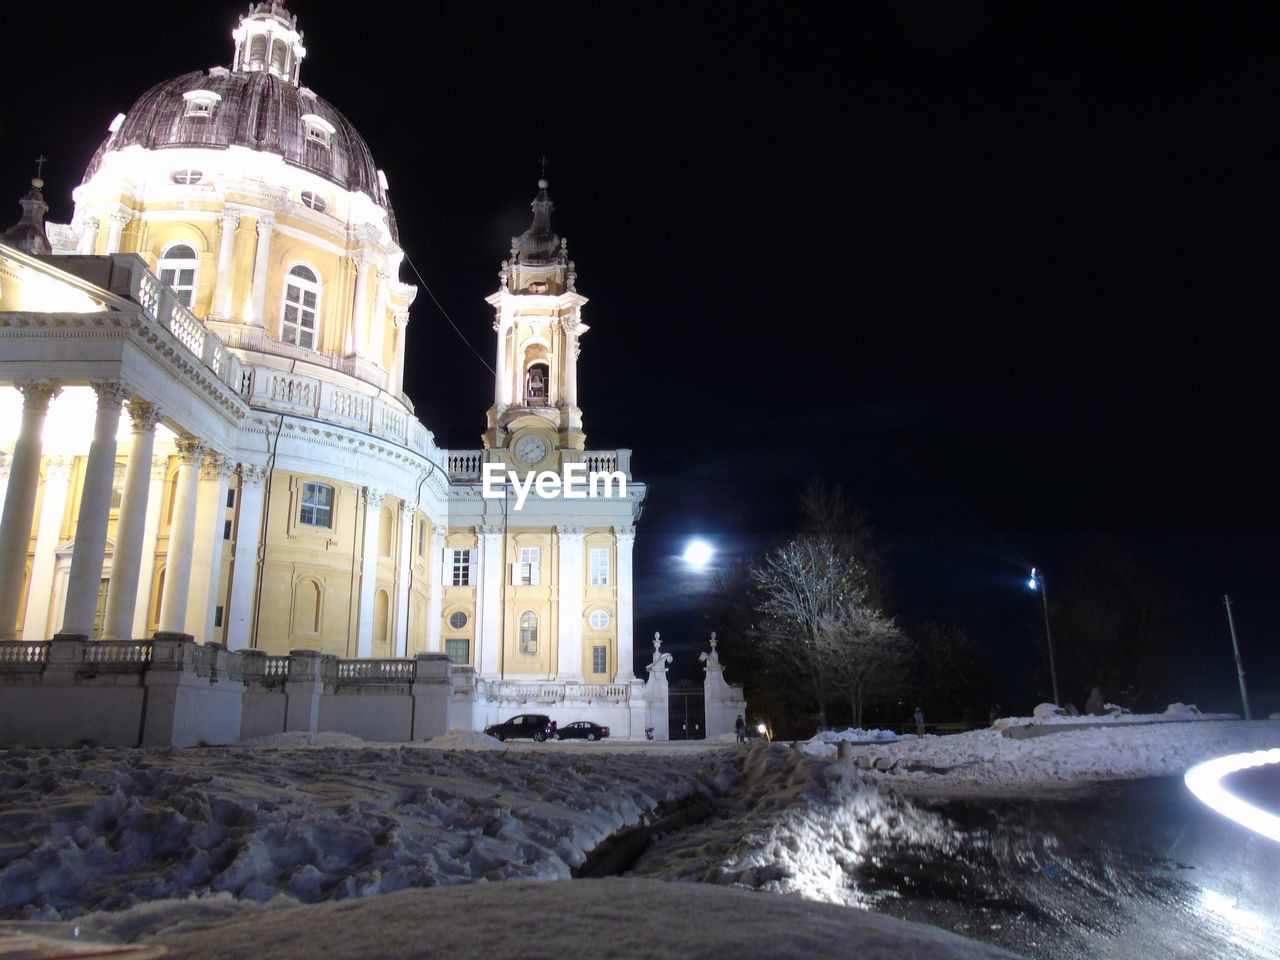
[555,721,610,741]
[484,714,555,742]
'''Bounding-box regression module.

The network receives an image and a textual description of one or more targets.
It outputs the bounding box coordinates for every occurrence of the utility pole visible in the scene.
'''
[1223,595,1252,721]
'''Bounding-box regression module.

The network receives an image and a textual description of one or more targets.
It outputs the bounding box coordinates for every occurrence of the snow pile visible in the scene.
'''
[631,744,951,905]
[997,705,1237,727]
[811,728,901,745]
[421,730,504,750]
[239,731,368,749]
[38,878,1019,960]
[0,744,718,921]
[805,720,1280,791]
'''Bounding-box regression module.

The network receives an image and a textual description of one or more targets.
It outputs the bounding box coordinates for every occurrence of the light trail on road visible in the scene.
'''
[1184,749,1280,843]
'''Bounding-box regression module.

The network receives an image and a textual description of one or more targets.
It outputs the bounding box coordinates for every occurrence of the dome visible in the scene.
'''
[82,69,397,237]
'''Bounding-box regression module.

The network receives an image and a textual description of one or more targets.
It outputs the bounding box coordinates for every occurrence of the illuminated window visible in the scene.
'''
[301,114,336,147]
[248,35,267,67]
[589,547,609,586]
[158,243,199,307]
[300,191,327,213]
[270,39,289,76]
[519,612,538,655]
[588,609,611,630]
[282,264,320,349]
[299,481,333,528]
[446,638,469,666]
[182,90,221,118]
[592,645,607,675]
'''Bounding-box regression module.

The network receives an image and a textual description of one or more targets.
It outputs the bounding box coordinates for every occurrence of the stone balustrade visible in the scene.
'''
[445,448,634,481]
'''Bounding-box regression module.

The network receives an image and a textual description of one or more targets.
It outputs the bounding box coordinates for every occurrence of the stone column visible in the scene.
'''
[131,456,169,638]
[157,437,206,635]
[60,381,128,637]
[477,525,503,677]
[370,269,389,366]
[614,525,636,682]
[390,311,410,394]
[186,454,234,641]
[102,400,161,640]
[493,317,508,407]
[0,453,8,521]
[249,213,275,327]
[78,217,100,255]
[564,320,580,408]
[392,502,415,657]
[211,209,241,320]
[0,381,61,639]
[555,525,584,681]
[225,464,268,650]
[356,487,383,658]
[22,456,72,642]
[104,211,131,254]
[426,527,445,653]
[349,255,370,357]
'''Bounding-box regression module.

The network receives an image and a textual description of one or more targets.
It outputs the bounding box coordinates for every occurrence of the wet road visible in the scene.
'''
[859,772,1280,959]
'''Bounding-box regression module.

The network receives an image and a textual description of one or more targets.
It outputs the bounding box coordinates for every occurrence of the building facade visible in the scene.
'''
[0,2,652,737]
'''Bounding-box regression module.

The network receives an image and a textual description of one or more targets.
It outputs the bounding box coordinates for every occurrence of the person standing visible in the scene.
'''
[914,706,925,739]
[735,715,746,743]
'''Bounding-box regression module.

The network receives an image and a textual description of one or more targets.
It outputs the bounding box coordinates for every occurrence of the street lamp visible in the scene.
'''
[1027,567,1061,707]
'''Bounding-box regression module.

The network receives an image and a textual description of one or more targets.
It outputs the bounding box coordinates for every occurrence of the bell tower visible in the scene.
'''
[483,178,588,472]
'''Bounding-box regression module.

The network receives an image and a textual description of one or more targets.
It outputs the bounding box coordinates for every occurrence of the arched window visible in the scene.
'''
[158,243,199,307]
[525,362,549,405]
[378,506,394,557]
[248,35,267,67]
[519,611,538,655]
[283,265,320,349]
[270,39,289,76]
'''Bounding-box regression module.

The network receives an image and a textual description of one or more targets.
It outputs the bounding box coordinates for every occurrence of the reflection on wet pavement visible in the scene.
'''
[857,776,1280,960]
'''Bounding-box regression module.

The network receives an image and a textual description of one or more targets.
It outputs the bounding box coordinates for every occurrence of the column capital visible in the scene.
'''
[256,213,275,235]
[0,452,8,480]
[477,523,503,539]
[393,310,410,330]
[430,526,447,548]
[174,437,208,465]
[108,209,133,227]
[220,208,242,228]
[362,486,384,510]
[238,463,269,487]
[16,380,62,411]
[127,399,162,432]
[613,524,636,542]
[151,455,170,481]
[399,500,416,522]
[555,524,584,541]
[92,379,130,409]
[200,453,235,482]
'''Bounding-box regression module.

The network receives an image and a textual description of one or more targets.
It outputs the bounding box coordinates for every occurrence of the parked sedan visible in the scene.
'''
[555,721,610,742]
[484,714,555,742]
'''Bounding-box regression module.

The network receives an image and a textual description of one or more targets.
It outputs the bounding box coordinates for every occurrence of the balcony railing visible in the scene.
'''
[446,449,633,481]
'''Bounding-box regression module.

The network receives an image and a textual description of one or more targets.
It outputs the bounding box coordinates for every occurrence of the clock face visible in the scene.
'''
[516,435,548,464]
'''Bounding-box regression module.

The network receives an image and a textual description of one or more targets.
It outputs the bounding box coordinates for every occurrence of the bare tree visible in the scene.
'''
[750,537,863,729]
[822,603,909,728]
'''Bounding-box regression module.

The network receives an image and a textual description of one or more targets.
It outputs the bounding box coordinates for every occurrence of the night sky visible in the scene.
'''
[4,2,1276,710]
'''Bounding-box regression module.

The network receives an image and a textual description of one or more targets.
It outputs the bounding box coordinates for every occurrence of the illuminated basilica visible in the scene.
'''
[0,2,695,743]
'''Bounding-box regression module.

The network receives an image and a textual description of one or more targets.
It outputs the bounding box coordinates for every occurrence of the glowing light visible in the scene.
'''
[756,724,767,735]
[1184,749,1280,843]
[1027,567,1039,591]
[682,540,713,567]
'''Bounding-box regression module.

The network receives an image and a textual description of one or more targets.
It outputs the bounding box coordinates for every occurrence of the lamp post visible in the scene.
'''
[1027,567,1061,707]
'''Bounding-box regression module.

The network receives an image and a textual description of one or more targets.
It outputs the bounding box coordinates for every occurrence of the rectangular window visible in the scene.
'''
[589,547,610,586]
[226,488,236,508]
[214,605,224,628]
[450,549,472,586]
[515,547,540,586]
[223,519,233,540]
[417,520,426,557]
[446,638,469,666]
[592,645,607,675]
[299,481,334,527]
[109,461,127,511]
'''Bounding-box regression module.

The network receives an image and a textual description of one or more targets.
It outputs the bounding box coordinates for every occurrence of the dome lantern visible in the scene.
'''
[232,1,306,85]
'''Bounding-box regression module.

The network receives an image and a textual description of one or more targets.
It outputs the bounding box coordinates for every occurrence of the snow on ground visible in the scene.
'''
[1008,704,1237,726]
[815,728,901,743]
[0,743,718,920]
[3,878,1020,960]
[803,719,1280,793]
